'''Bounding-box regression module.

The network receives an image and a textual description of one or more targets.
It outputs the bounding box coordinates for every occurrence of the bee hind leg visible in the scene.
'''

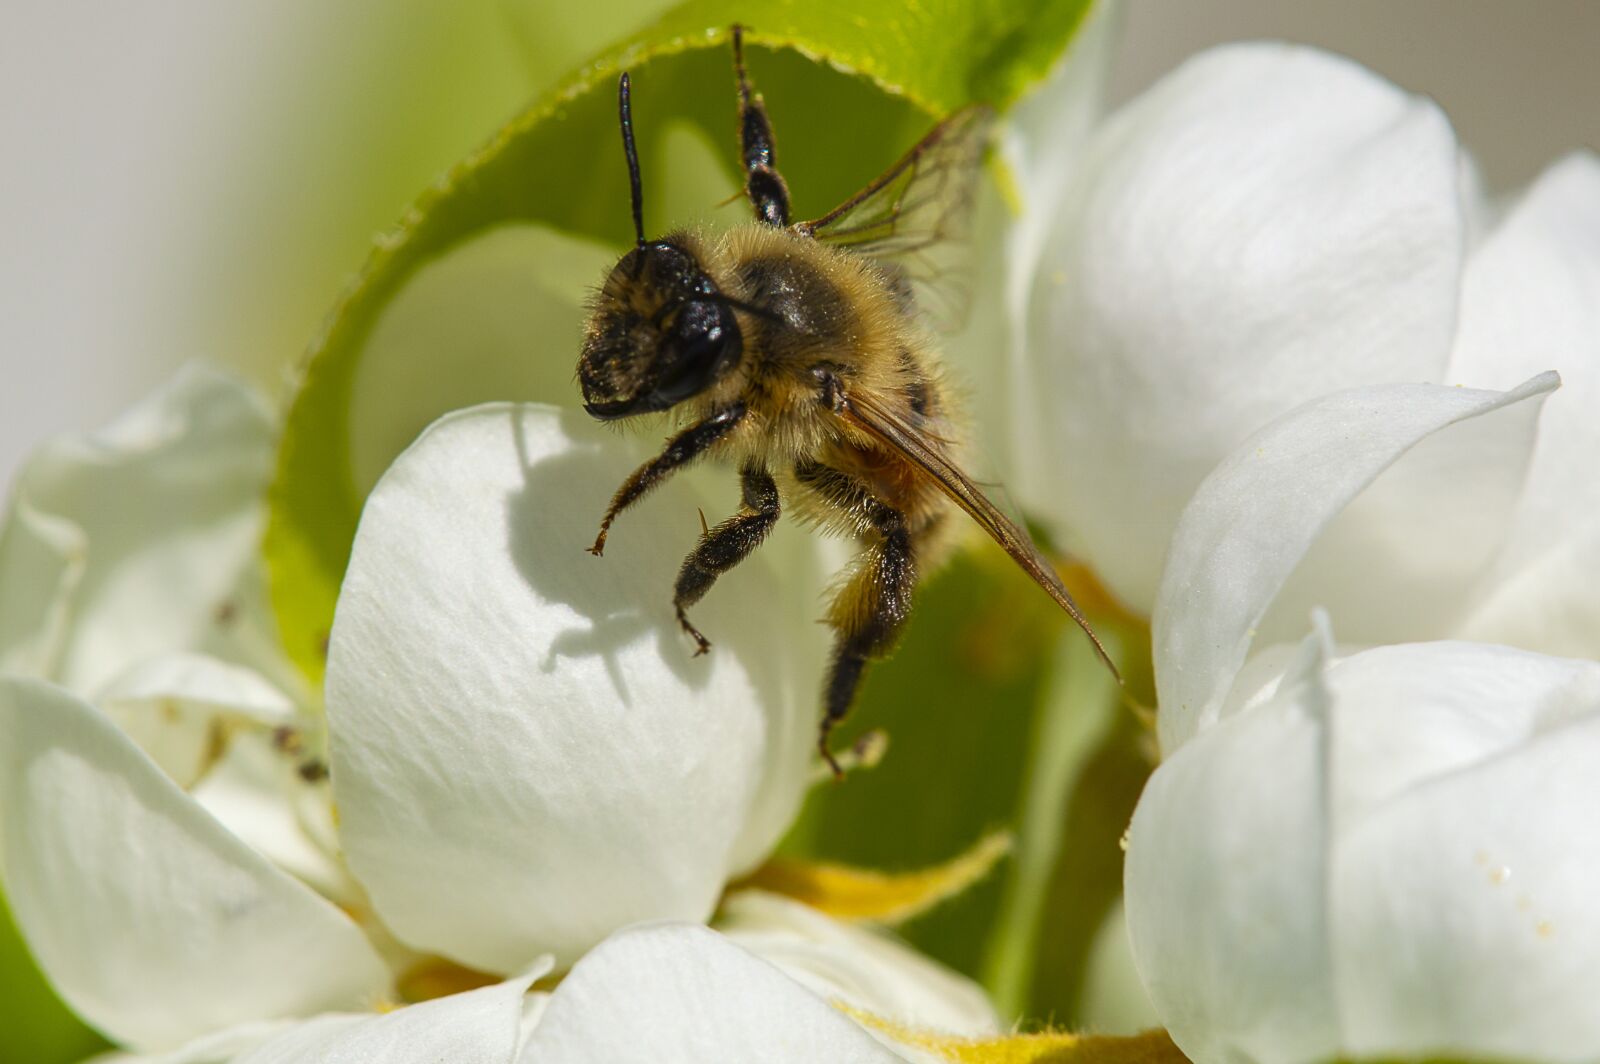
[819,513,917,778]
[673,464,780,656]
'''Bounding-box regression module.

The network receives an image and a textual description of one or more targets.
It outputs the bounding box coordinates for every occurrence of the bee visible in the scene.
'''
[580,28,1117,773]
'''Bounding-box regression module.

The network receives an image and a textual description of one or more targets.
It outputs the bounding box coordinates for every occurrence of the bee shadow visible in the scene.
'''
[502,409,707,705]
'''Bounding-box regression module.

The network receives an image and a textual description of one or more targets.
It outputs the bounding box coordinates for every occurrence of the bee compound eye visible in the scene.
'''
[649,299,742,406]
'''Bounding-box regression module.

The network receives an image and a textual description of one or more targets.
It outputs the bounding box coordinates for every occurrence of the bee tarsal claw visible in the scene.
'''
[818,736,846,780]
[676,608,713,656]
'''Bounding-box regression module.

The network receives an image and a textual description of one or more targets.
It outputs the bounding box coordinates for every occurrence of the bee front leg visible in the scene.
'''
[672,463,780,655]
[730,25,790,228]
[589,404,746,556]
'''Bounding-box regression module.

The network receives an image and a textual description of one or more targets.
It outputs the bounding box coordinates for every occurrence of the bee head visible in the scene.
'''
[574,72,745,421]
[578,240,744,420]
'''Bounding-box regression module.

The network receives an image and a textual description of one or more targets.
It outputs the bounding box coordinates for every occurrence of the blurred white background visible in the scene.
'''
[2,0,1596,495]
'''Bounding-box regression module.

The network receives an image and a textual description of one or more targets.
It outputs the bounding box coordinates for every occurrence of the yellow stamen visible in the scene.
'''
[728,831,1011,925]
[397,957,500,1003]
[843,1005,1188,1064]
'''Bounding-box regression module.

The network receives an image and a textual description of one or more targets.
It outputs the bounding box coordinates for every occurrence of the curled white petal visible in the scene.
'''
[0,365,286,696]
[95,652,294,788]
[520,923,905,1063]
[327,404,817,971]
[1153,372,1556,752]
[0,678,388,1051]
[0,500,84,677]
[1024,42,1466,610]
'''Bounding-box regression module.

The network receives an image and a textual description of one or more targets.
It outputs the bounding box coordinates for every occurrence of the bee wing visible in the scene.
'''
[793,106,992,332]
[832,382,1121,680]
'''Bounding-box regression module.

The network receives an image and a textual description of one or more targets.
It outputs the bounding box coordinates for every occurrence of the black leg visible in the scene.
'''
[796,462,918,775]
[732,25,791,227]
[589,404,746,556]
[673,464,781,654]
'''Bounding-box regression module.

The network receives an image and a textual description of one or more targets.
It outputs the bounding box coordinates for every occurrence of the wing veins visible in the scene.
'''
[794,106,991,332]
[836,386,1120,680]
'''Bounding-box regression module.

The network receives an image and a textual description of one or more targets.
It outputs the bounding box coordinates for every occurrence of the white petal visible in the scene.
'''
[1130,632,1600,1063]
[1318,642,1600,828]
[716,890,998,1037]
[0,499,84,677]
[520,923,906,1063]
[1458,515,1600,657]
[96,652,294,788]
[237,970,542,1064]
[1449,152,1600,647]
[0,678,389,1051]
[1298,640,1600,1061]
[943,0,1117,466]
[92,653,352,901]
[190,732,357,906]
[327,404,818,971]
[1333,712,1600,1060]
[88,1019,304,1064]
[0,365,282,695]
[1024,43,1465,610]
[1153,373,1556,752]
[1252,374,1549,648]
[348,225,617,497]
[1125,626,1338,1064]
[1077,899,1161,1036]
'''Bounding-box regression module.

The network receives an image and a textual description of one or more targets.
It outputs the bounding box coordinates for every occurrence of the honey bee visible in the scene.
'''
[580,28,1116,773]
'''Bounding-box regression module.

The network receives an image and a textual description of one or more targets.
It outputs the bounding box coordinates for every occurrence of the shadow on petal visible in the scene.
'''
[504,410,713,705]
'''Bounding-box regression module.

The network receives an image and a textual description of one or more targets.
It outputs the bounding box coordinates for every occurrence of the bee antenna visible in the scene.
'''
[618,72,647,252]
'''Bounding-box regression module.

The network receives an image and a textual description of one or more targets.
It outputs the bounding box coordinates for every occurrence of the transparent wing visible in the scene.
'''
[793,106,992,332]
[830,379,1120,680]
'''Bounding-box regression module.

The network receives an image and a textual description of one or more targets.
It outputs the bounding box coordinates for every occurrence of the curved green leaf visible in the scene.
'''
[264,0,1094,679]
[0,890,109,1063]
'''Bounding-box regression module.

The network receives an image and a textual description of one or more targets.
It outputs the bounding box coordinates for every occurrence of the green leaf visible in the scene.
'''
[778,545,1066,977]
[779,544,1158,1026]
[981,623,1125,1016]
[0,890,109,1064]
[264,0,1095,680]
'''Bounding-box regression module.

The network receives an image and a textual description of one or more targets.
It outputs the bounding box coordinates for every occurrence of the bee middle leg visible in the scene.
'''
[730,25,790,227]
[672,463,780,655]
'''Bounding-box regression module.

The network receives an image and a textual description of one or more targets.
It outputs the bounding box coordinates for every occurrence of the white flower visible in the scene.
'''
[0,368,1000,1059]
[1008,42,1600,656]
[525,922,930,1063]
[0,364,297,697]
[1124,345,1599,1059]
[321,400,823,970]
[98,920,977,1064]
[1125,619,1600,1064]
